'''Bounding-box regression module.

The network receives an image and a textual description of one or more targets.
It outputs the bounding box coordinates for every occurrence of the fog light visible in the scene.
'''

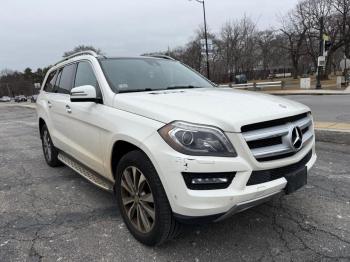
[182,172,236,190]
[192,177,228,184]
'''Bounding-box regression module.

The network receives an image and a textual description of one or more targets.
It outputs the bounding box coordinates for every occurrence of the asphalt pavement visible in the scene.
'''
[284,95,350,123]
[0,106,350,262]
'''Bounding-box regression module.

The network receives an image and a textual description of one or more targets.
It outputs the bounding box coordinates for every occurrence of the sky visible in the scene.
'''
[0,0,298,72]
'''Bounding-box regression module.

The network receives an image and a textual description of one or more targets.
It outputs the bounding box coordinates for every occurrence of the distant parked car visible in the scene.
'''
[234,74,247,84]
[0,96,11,102]
[31,95,38,103]
[15,95,27,102]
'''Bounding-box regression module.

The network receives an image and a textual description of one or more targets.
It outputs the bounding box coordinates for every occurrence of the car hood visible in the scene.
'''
[113,88,310,132]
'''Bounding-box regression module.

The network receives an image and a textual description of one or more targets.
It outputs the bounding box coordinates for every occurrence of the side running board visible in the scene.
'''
[58,153,114,192]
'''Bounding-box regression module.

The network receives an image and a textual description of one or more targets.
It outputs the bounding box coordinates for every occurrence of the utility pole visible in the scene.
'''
[342,3,348,87]
[189,0,210,80]
[6,83,11,97]
[202,0,210,80]
[316,16,324,89]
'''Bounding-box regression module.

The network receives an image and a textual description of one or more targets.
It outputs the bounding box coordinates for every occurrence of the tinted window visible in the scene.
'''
[43,71,57,92]
[74,61,98,88]
[56,64,76,94]
[54,69,62,92]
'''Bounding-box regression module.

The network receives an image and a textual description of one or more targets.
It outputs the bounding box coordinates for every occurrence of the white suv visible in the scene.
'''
[36,51,317,245]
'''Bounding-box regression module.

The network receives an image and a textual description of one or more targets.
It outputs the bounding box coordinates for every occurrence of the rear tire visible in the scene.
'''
[40,124,61,167]
[115,150,181,246]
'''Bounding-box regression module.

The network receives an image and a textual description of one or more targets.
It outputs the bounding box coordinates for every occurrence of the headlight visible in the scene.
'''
[158,121,237,157]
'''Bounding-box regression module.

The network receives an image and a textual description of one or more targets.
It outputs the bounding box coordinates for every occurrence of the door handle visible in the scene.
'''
[47,101,52,108]
[65,105,72,114]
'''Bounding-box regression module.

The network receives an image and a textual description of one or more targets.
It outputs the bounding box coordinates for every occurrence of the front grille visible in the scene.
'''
[247,150,312,185]
[241,112,314,161]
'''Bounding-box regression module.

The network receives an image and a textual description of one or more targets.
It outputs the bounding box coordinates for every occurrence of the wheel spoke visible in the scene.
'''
[138,174,146,192]
[131,167,139,188]
[136,205,142,231]
[121,179,134,195]
[122,196,134,206]
[140,193,154,203]
[124,170,135,194]
[140,202,155,220]
[138,204,151,231]
[127,202,136,220]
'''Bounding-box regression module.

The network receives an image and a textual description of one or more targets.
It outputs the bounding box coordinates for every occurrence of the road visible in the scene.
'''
[284,95,350,123]
[0,106,350,262]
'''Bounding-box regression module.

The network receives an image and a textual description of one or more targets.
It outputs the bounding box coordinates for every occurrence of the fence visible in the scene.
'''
[220,81,285,90]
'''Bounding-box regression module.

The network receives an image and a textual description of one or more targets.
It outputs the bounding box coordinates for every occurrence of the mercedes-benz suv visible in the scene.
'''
[36,51,317,246]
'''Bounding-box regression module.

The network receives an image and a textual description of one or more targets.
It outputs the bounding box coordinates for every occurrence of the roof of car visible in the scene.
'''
[55,51,175,66]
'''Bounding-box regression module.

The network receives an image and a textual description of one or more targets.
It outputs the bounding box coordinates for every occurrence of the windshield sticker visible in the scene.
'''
[118,84,129,89]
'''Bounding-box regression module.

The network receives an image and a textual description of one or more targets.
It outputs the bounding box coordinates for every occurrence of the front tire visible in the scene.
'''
[40,124,61,167]
[115,150,181,246]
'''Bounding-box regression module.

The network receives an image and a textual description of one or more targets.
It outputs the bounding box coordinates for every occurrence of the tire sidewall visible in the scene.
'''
[40,124,59,166]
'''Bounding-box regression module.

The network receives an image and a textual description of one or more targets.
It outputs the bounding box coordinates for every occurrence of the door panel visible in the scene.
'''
[63,102,106,175]
[49,93,74,154]
[58,61,106,175]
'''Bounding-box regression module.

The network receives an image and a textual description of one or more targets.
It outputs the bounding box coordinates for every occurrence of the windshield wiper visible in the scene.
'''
[166,85,202,90]
[118,88,153,93]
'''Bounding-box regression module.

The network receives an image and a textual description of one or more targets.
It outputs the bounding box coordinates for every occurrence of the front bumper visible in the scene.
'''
[142,131,317,218]
[174,190,283,224]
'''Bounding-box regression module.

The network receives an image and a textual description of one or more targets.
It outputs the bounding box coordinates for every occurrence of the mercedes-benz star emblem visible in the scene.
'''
[291,126,303,150]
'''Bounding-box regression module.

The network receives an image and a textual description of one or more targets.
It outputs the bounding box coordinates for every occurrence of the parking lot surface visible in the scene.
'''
[284,95,350,123]
[0,106,349,262]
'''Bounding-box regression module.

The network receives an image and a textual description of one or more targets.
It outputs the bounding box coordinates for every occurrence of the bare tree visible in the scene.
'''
[63,45,103,58]
[280,8,308,78]
[217,16,259,80]
[331,0,350,54]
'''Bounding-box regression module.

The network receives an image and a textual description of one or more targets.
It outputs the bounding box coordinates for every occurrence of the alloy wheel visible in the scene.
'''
[42,130,52,162]
[120,166,155,233]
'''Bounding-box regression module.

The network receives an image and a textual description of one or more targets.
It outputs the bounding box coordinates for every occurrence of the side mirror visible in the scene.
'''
[70,85,97,102]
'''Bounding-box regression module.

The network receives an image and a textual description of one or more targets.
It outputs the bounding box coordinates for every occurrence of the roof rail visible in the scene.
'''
[54,50,101,66]
[144,54,176,61]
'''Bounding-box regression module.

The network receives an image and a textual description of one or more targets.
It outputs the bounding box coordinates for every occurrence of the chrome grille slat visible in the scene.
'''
[294,117,313,129]
[242,113,314,161]
[302,130,313,144]
[243,125,289,142]
[251,144,293,158]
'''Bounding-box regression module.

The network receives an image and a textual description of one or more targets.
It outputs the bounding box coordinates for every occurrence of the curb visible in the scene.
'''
[268,93,350,96]
[315,129,350,145]
[0,103,36,109]
[263,91,350,96]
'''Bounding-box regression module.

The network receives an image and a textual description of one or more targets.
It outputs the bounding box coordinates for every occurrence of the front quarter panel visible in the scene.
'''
[100,103,164,180]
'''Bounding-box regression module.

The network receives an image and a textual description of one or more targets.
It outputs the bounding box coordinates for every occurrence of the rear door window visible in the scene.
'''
[56,64,77,94]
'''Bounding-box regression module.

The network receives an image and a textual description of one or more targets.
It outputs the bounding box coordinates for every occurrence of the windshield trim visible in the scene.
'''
[98,57,216,94]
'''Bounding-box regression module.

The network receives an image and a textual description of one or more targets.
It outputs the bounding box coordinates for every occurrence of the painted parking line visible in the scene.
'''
[315,122,350,132]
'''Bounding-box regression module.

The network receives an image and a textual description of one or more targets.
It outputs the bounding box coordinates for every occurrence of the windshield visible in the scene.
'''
[100,58,214,93]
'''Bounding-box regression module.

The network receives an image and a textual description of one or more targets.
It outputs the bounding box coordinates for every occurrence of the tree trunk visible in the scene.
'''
[291,56,299,79]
